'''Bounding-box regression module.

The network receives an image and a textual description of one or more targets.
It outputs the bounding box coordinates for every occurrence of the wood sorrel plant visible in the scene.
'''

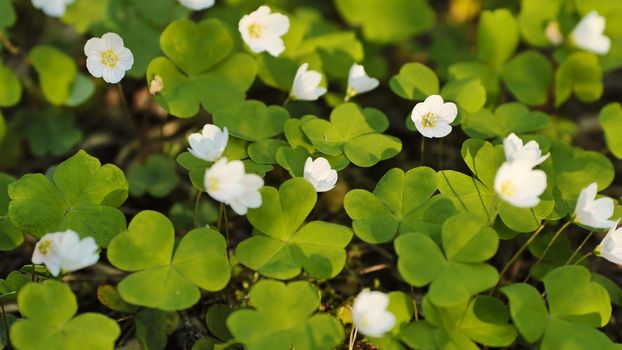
[1,0,622,349]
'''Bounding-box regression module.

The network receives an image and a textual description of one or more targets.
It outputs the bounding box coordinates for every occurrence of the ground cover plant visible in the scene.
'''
[1,0,622,349]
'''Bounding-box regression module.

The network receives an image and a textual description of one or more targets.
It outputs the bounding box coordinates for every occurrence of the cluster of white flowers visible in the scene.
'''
[237,6,379,102]
[32,230,99,277]
[289,61,379,102]
[545,10,610,55]
[187,124,263,215]
[572,183,622,265]
[351,290,395,338]
[494,133,548,208]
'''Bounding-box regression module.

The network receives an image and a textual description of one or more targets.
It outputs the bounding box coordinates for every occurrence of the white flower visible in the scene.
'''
[494,160,547,208]
[545,21,564,46]
[238,6,289,57]
[188,124,228,162]
[291,63,326,101]
[178,0,214,11]
[32,230,99,277]
[503,133,549,167]
[596,220,622,265]
[351,290,396,338]
[410,95,458,138]
[204,158,263,215]
[31,0,74,17]
[571,11,611,55]
[346,64,379,101]
[574,183,617,229]
[303,157,338,192]
[84,33,134,84]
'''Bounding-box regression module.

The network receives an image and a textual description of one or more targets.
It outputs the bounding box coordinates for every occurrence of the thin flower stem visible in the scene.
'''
[524,220,572,283]
[438,138,444,170]
[0,32,19,55]
[495,222,547,291]
[223,206,230,246]
[348,327,358,350]
[193,190,202,228]
[420,137,425,165]
[573,251,593,265]
[0,301,9,345]
[116,83,138,133]
[217,203,225,231]
[283,95,291,106]
[565,231,594,265]
[410,285,419,321]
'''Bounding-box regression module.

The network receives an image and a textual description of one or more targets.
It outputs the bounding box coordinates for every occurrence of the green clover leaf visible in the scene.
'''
[502,266,614,348]
[389,62,440,101]
[395,213,499,307]
[599,103,622,159]
[555,52,603,107]
[21,109,83,157]
[128,154,179,198]
[28,46,77,106]
[0,62,21,107]
[0,271,29,303]
[477,9,519,68]
[335,0,435,43]
[500,50,553,106]
[437,170,496,223]
[8,150,128,246]
[107,210,230,311]
[399,295,517,349]
[550,140,614,206]
[518,0,562,47]
[147,18,256,118]
[227,280,344,350]
[344,167,459,244]
[461,103,550,139]
[10,280,120,350]
[161,18,232,75]
[300,103,402,167]
[0,173,22,251]
[213,100,290,141]
[236,178,353,280]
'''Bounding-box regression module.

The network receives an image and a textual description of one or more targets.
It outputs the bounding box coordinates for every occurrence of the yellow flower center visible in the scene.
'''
[101,50,119,68]
[499,180,517,197]
[207,176,220,193]
[38,240,53,255]
[421,112,438,128]
[247,22,263,39]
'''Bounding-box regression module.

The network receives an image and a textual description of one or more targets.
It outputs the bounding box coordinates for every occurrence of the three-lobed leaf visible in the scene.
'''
[8,150,128,246]
[344,167,458,243]
[227,280,344,350]
[107,210,231,311]
[395,213,499,307]
[10,280,120,350]
[502,266,614,347]
[236,178,352,279]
